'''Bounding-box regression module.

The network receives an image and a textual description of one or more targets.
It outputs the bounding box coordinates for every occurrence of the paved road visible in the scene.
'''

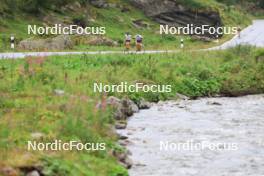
[0,20,263,59]
[0,50,179,59]
[211,20,264,50]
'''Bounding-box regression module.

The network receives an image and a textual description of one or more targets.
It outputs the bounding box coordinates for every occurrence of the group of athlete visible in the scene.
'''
[124,32,143,52]
[122,26,243,51]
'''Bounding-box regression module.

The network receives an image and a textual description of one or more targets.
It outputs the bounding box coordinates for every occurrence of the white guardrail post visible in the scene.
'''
[11,35,15,49]
[180,38,184,49]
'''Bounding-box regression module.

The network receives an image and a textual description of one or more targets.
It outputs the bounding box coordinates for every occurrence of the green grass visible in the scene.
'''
[0,46,264,175]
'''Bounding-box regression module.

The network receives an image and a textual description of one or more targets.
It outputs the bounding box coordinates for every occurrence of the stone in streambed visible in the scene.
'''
[176,93,190,100]
[115,121,127,129]
[118,134,128,140]
[118,140,132,146]
[207,101,222,106]
[138,99,151,109]
[107,96,139,120]
[126,99,139,113]
[113,150,133,169]
[123,157,133,169]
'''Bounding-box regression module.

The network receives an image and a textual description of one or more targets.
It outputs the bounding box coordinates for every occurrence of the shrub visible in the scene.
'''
[72,15,88,28]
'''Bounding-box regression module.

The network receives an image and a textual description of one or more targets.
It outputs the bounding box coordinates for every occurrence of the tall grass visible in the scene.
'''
[0,46,263,175]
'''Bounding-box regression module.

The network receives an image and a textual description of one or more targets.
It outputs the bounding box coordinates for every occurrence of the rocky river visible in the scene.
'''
[118,95,264,176]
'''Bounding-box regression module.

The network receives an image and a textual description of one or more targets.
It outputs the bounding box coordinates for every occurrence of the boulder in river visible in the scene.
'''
[123,157,133,169]
[176,93,190,100]
[128,99,139,113]
[107,96,125,120]
[115,121,127,129]
[138,99,151,109]
[107,96,139,120]
[113,150,133,169]
[207,101,222,106]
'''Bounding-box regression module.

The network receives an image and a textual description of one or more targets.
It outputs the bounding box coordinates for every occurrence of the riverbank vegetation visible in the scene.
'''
[0,46,264,175]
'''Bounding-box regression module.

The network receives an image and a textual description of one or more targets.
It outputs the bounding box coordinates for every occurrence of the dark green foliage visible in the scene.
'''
[1,0,81,14]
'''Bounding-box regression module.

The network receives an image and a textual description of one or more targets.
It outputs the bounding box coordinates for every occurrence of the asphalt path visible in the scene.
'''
[210,20,264,50]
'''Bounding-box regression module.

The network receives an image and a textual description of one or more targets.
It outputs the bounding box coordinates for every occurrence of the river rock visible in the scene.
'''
[118,135,128,140]
[113,150,133,169]
[123,157,133,169]
[118,140,132,146]
[126,99,139,113]
[115,121,127,129]
[107,96,138,120]
[207,101,222,106]
[121,99,133,117]
[138,99,151,109]
[113,150,127,161]
[107,96,125,120]
[176,93,190,100]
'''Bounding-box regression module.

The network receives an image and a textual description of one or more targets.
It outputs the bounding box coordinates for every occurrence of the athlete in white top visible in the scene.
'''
[124,33,132,51]
[125,33,132,42]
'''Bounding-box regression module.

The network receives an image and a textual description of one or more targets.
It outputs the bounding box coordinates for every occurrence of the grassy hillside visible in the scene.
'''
[0,0,263,52]
[0,46,264,175]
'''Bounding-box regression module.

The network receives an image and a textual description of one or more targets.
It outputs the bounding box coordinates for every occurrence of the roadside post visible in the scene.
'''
[180,38,184,49]
[10,35,15,50]
[216,35,219,43]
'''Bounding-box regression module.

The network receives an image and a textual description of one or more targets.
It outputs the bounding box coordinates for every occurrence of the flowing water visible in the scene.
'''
[118,95,264,176]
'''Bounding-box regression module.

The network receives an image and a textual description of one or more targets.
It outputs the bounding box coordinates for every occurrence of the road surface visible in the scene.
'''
[0,20,263,59]
[211,20,264,50]
[0,50,179,59]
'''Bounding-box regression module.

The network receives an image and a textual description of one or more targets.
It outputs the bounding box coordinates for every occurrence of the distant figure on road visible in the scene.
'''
[124,32,132,51]
[135,34,143,52]
[238,26,242,39]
